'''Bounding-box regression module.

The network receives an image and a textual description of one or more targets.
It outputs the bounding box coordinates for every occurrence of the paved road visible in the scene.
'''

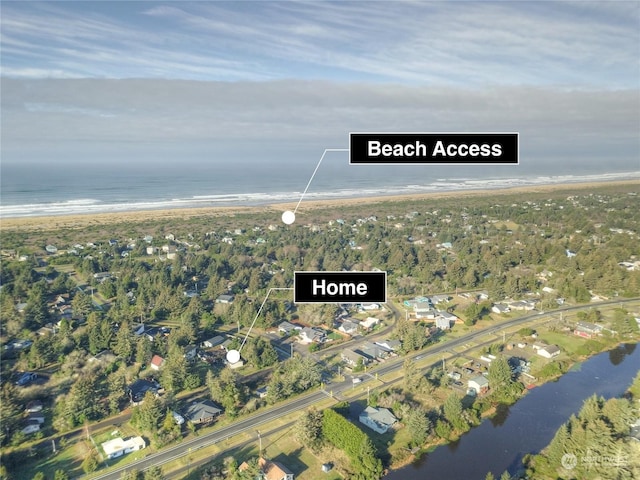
[89,297,639,479]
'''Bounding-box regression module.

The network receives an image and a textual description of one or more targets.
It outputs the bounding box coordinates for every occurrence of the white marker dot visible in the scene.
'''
[282,210,296,225]
[226,349,241,364]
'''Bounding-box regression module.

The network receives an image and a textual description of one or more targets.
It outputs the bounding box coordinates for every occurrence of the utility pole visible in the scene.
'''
[257,430,262,456]
[442,355,445,371]
[367,386,370,405]
[290,343,294,358]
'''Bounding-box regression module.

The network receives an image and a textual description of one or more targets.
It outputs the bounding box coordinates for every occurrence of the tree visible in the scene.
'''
[207,368,242,417]
[54,470,70,480]
[160,346,188,392]
[120,470,141,480]
[443,393,468,432]
[131,391,164,435]
[488,356,520,403]
[72,290,93,319]
[405,406,431,446]
[113,320,134,362]
[143,466,164,480]
[81,449,100,473]
[294,408,324,452]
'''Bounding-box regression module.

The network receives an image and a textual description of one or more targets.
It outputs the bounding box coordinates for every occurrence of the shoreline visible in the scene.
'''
[387,336,640,474]
[1,179,638,232]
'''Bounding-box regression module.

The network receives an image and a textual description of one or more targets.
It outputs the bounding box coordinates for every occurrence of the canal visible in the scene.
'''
[384,343,639,480]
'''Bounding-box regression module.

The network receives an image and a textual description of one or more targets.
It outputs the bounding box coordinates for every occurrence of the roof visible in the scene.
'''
[359,406,397,427]
[150,355,165,368]
[184,400,222,423]
[203,335,225,347]
[259,457,294,480]
[542,345,561,355]
[127,379,160,400]
[469,375,489,388]
[101,436,145,456]
[342,348,369,364]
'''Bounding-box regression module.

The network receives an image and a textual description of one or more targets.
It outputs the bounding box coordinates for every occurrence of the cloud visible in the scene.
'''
[0,1,637,86]
[2,78,638,168]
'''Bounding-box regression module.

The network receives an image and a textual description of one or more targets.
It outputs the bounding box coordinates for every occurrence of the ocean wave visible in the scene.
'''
[1,171,638,218]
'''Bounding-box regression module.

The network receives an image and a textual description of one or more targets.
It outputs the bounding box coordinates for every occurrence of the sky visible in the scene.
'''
[1,0,639,169]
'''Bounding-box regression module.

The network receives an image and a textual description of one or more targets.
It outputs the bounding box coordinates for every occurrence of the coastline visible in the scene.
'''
[2,179,638,233]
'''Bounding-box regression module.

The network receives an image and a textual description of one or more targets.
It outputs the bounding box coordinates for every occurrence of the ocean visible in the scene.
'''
[1,158,638,218]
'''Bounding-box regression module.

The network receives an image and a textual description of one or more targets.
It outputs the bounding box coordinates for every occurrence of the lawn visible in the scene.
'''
[537,331,588,355]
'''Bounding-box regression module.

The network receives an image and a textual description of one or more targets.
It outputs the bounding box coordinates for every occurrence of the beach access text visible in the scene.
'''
[350,132,518,165]
[294,271,387,303]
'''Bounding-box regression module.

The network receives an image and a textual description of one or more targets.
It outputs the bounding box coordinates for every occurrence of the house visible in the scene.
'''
[359,406,397,434]
[255,386,269,399]
[150,355,165,371]
[574,321,603,339]
[278,321,300,335]
[430,294,450,305]
[537,345,561,359]
[184,399,223,424]
[414,301,433,316]
[339,320,360,335]
[101,436,146,460]
[492,304,511,314]
[508,300,536,311]
[127,379,161,403]
[341,348,370,367]
[27,412,45,425]
[202,336,225,348]
[468,375,489,395]
[184,345,198,361]
[25,400,43,413]
[359,303,381,311]
[215,294,235,304]
[436,316,452,330]
[299,327,326,344]
[359,341,387,361]
[532,341,549,351]
[21,421,41,435]
[374,339,401,352]
[259,457,294,480]
[239,458,294,480]
[171,411,185,425]
[360,317,380,330]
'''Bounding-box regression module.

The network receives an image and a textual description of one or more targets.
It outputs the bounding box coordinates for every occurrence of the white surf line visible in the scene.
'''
[239,287,294,352]
[292,148,349,215]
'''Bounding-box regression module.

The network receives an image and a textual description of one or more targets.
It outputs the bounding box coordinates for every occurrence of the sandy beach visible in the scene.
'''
[1,179,638,233]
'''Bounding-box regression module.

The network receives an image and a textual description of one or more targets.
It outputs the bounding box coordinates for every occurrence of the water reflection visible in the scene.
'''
[609,342,636,365]
[489,403,510,427]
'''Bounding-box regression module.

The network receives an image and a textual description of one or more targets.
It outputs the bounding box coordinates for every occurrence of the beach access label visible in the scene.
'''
[350,132,518,165]
[294,271,386,303]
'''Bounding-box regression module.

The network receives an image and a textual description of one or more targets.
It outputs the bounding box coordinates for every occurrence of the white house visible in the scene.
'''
[101,436,146,460]
[468,375,489,395]
[359,406,397,434]
[537,345,561,359]
[436,316,451,330]
[360,317,380,330]
[359,303,381,311]
[492,304,511,314]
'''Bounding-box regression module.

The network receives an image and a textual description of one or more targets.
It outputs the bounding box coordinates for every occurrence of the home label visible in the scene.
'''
[294,271,387,303]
